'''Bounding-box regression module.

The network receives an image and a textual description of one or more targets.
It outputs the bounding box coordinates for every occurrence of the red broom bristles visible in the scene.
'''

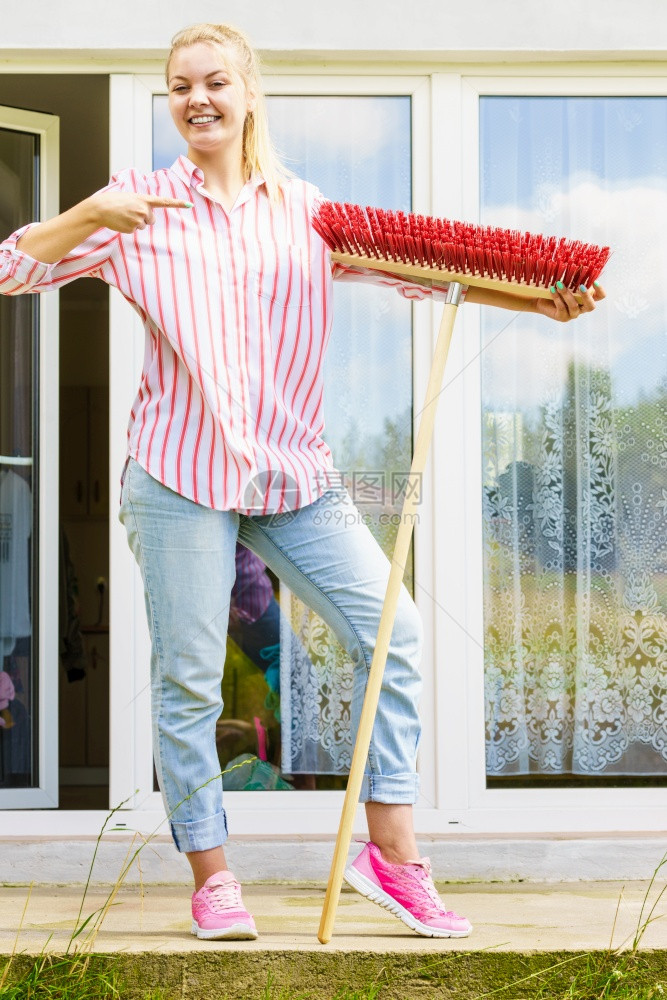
[313,201,611,292]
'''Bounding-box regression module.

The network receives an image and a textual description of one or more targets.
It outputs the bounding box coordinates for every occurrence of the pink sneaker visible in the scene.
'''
[191,870,258,940]
[344,842,472,938]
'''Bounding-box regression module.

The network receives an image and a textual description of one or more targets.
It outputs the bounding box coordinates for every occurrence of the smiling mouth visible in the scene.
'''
[189,115,221,125]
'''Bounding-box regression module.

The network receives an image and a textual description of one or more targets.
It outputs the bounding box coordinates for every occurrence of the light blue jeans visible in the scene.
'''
[119,458,423,852]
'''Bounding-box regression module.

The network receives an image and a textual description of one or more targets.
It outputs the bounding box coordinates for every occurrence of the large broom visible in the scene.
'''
[312,201,610,944]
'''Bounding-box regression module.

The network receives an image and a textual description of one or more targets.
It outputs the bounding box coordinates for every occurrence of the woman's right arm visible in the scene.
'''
[1,186,191,295]
[17,191,191,263]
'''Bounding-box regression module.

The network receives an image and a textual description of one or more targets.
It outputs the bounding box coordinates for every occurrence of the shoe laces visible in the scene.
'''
[205,877,243,912]
[403,858,459,918]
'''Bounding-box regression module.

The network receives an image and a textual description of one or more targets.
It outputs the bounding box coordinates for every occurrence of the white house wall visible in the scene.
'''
[1,0,666,66]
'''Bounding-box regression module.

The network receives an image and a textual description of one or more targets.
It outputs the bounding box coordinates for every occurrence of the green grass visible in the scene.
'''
[0,955,120,999]
[535,954,666,999]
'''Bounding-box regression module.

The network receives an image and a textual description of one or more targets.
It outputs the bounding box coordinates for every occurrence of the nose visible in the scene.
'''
[188,86,209,108]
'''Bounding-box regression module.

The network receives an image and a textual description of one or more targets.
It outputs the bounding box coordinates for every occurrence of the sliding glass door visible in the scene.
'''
[0,106,59,808]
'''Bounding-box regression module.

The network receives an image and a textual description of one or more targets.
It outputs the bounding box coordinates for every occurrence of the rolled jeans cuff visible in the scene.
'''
[359,772,420,804]
[170,808,229,853]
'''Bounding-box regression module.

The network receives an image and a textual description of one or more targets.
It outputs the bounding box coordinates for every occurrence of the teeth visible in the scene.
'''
[190,115,218,124]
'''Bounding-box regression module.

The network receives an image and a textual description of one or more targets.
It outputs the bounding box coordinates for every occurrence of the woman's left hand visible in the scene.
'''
[535,281,606,323]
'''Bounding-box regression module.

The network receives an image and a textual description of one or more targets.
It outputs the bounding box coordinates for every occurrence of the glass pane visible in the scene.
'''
[480,97,667,785]
[0,126,39,788]
[152,94,412,788]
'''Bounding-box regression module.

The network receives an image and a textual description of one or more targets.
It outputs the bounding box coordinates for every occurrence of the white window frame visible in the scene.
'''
[107,72,440,837]
[434,73,667,832]
[0,105,59,809]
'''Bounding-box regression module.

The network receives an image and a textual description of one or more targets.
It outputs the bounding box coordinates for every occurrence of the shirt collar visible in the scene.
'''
[171,154,204,189]
[170,155,266,206]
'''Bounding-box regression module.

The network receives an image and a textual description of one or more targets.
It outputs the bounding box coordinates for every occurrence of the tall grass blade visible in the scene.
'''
[0,882,33,989]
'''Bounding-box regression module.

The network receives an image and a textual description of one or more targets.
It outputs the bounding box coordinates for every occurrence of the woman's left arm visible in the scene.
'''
[465,281,606,322]
[330,259,605,321]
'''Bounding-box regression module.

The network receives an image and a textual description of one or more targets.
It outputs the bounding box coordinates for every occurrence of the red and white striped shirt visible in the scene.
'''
[0,155,459,514]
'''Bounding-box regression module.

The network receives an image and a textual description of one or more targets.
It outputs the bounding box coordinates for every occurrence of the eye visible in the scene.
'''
[171,85,188,93]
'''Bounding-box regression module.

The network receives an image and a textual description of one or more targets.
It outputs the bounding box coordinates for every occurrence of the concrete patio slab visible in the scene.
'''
[1,879,665,955]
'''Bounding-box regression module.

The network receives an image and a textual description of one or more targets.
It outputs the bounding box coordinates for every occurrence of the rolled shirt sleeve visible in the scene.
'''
[0,225,57,294]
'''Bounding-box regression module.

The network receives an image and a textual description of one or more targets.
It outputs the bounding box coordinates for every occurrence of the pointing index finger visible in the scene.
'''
[144,195,193,208]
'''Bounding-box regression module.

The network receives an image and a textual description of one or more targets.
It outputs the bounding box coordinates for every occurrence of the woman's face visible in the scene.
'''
[167,42,255,163]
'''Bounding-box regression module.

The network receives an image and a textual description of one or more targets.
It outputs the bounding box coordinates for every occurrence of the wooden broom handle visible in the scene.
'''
[317,284,464,944]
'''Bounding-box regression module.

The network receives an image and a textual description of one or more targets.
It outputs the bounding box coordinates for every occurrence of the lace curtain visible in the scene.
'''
[481,97,667,775]
[279,585,353,774]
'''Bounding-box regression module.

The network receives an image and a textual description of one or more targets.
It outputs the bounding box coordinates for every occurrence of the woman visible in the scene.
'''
[0,23,604,941]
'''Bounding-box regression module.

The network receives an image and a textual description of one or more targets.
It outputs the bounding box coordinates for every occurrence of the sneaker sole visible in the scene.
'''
[343,866,472,938]
[191,918,258,941]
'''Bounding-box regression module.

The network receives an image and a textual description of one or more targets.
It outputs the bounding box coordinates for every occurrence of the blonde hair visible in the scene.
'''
[167,23,290,202]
